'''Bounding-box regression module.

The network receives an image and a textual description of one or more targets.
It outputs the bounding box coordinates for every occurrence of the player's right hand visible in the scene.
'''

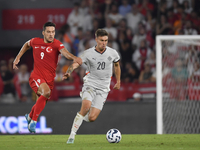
[62,73,71,80]
[13,59,20,70]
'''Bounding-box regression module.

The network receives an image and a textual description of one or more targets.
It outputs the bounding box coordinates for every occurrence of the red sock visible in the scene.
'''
[32,95,47,121]
[29,104,36,119]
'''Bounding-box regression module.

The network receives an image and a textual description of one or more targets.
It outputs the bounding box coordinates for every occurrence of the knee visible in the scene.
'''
[42,89,51,98]
[88,115,97,122]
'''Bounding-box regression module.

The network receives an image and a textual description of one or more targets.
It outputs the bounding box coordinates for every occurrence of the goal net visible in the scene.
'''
[156,36,200,134]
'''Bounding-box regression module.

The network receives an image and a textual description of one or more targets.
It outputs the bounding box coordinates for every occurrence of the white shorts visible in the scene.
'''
[80,86,108,110]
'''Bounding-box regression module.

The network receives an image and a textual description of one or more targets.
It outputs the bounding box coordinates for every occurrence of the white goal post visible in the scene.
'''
[156,35,200,134]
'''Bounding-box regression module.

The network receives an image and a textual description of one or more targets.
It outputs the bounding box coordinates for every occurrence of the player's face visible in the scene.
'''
[42,26,55,43]
[95,36,108,51]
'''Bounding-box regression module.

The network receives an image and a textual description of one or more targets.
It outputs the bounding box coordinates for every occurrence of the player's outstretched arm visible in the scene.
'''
[13,40,31,70]
[62,62,80,80]
[60,48,82,65]
[113,61,121,90]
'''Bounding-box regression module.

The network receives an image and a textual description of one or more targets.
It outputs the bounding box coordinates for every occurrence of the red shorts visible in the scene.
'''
[29,74,54,94]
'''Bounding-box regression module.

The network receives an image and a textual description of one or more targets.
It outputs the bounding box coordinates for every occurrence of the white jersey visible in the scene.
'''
[80,46,120,92]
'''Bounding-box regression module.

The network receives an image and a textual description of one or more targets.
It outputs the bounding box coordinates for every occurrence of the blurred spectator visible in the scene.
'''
[145,50,156,72]
[117,31,132,66]
[158,1,168,16]
[188,11,199,30]
[190,61,200,82]
[126,27,133,41]
[156,15,173,35]
[61,24,75,53]
[132,39,152,71]
[138,62,153,83]
[91,18,101,36]
[8,57,15,74]
[132,25,147,49]
[67,2,84,36]
[126,4,144,34]
[82,8,94,33]
[183,0,193,14]
[107,33,120,53]
[173,12,188,35]
[137,0,154,16]
[122,62,139,83]
[171,59,188,100]
[79,0,89,16]
[73,27,84,56]
[118,0,132,17]
[183,20,198,35]
[103,18,118,40]
[17,64,31,102]
[78,30,96,53]
[55,64,63,83]
[0,63,15,97]
[185,45,199,76]
[107,3,123,27]
[143,10,156,33]
[171,0,179,14]
[167,9,178,26]
[117,18,128,34]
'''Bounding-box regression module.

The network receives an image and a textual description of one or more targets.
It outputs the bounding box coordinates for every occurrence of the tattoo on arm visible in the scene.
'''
[66,65,74,74]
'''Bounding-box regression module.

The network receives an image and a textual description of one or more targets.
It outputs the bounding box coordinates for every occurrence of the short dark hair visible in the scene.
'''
[95,29,109,38]
[43,22,56,31]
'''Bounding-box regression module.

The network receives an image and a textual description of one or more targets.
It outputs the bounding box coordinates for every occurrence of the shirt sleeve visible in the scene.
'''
[113,50,120,63]
[29,38,35,47]
[56,40,65,51]
[79,51,88,65]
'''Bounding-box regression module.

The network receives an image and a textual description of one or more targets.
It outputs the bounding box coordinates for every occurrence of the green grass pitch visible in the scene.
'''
[0,134,200,150]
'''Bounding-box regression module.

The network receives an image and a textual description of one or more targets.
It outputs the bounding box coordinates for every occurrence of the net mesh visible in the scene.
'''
[161,39,200,134]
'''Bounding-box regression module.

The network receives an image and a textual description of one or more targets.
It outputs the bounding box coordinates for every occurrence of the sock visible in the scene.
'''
[32,95,47,121]
[83,112,90,122]
[70,113,84,138]
[29,104,36,119]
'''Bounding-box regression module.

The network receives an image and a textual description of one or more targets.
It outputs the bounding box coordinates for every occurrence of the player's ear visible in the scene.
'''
[42,31,44,36]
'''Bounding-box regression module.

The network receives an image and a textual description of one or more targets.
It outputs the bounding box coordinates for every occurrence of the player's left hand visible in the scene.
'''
[74,57,82,65]
[62,73,71,80]
[113,82,120,90]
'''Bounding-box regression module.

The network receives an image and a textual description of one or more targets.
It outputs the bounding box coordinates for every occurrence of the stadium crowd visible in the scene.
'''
[0,0,199,103]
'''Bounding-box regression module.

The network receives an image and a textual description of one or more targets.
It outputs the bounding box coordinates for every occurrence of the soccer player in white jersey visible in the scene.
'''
[62,29,121,144]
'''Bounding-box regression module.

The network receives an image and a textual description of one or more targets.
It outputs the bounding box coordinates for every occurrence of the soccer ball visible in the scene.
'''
[106,128,121,143]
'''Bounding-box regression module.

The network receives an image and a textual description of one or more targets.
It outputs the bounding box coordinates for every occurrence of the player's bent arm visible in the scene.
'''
[13,40,31,70]
[113,61,121,89]
[60,48,82,65]
[62,62,80,80]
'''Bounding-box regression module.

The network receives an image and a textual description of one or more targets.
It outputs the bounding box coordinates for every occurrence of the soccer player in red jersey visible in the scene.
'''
[13,22,82,133]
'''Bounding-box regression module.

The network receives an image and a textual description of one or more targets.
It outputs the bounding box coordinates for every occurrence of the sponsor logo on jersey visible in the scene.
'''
[41,46,46,49]
[35,46,39,49]
[92,58,96,61]
[46,46,53,53]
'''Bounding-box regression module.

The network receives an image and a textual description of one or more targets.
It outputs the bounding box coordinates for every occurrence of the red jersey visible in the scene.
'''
[30,38,64,85]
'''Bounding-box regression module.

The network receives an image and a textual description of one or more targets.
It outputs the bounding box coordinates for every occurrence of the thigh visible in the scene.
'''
[91,90,108,111]
[29,75,47,96]
[37,82,51,96]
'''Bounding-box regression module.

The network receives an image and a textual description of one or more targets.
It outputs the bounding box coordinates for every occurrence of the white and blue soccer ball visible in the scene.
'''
[106,128,122,143]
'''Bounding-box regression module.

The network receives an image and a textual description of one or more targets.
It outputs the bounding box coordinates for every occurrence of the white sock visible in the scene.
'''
[83,112,90,122]
[30,120,37,124]
[70,113,84,138]
[28,114,31,121]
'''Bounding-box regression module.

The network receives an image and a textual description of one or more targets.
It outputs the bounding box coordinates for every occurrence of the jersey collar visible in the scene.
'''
[94,46,107,54]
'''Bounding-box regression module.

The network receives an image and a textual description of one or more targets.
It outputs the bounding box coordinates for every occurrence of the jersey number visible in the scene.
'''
[97,62,105,70]
[41,52,44,59]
